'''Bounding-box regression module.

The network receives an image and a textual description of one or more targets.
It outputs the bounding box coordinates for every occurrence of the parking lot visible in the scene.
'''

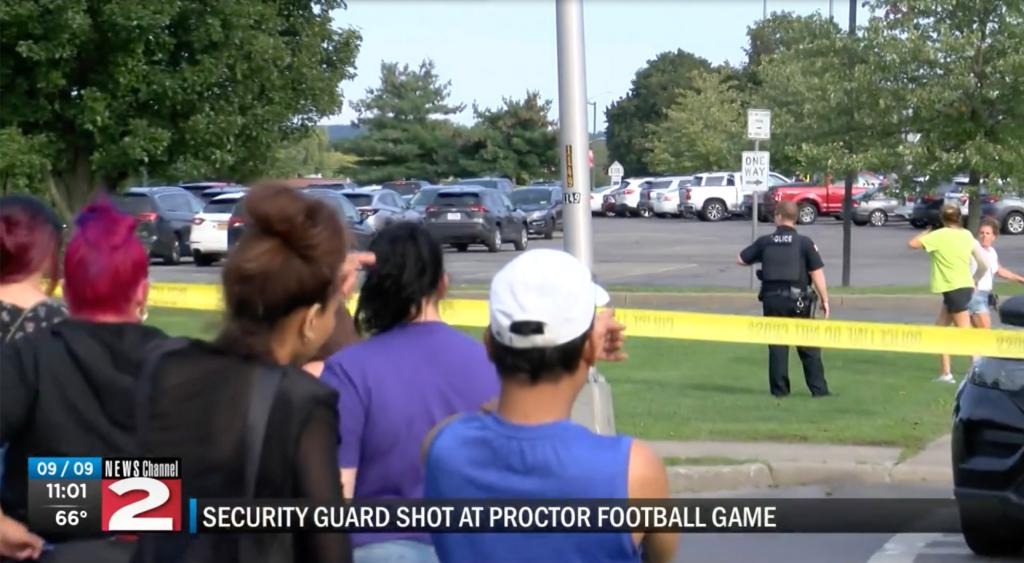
[150,216,1024,289]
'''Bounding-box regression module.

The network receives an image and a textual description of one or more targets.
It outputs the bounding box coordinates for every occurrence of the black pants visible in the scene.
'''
[762,294,829,397]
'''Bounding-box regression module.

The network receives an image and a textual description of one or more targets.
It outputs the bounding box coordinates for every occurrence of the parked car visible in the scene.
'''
[684,171,791,222]
[314,181,361,191]
[199,185,247,202]
[179,182,244,200]
[602,186,626,217]
[382,180,433,202]
[409,187,444,216]
[848,187,906,226]
[339,188,420,231]
[189,192,246,266]
[759,173,878,225]
[648,177,693,218]
[590,185,618,215]
[454,177,515,195]
[952,295,1024,556]
[423,187,528,252]
[510,186,562,239]
[610,178,654,217]
[226,188,374,251]
[114,186,204,265]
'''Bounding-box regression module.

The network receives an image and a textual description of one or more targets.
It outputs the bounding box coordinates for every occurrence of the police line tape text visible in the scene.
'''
[200,505,777,531]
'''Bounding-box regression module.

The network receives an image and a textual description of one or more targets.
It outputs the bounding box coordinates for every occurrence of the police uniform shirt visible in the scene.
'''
[740,226,824,290]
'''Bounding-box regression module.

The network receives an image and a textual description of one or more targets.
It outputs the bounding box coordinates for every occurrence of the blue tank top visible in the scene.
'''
[424,413,640,563]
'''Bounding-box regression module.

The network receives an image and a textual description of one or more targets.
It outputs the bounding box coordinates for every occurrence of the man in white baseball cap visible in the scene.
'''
[423,249,677,563]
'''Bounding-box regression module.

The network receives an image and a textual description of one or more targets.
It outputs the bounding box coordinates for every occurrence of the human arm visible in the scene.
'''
[293,399,353,563]
[0,511,43,561]
[809,269,830,319]
[340,252,376,299]
[592,309,627,362]
[319,360,366,500]
[628,440,679,563]
[803,239,829,318]
[971,245,989,285]
[737,238,764,266]
[996,266,1024,283]
[908,227,932,250]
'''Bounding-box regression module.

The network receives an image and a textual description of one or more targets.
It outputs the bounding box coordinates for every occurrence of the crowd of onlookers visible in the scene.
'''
[0,185,678,563]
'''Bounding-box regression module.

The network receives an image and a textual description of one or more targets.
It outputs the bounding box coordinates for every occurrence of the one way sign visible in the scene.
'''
[741,151,770,192]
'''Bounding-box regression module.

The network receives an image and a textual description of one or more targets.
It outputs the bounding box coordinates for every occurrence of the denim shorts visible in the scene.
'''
[969,290,991,315]
[354,540,439,563]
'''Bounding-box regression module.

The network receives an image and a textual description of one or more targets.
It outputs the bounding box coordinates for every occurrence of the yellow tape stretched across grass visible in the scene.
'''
[76,282,1024,359]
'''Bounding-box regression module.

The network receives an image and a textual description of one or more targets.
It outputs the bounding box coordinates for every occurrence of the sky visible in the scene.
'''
[327,1,866,129]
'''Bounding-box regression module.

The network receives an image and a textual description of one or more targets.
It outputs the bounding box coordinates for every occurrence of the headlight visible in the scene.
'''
[968,359,1024,391]
[529,211,547,221]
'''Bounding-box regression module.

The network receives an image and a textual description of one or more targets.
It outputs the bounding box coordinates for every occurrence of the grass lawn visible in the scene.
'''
[148,307,960,451]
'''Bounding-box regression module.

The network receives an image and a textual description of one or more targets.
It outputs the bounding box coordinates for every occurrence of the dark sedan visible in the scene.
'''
[227,188,374,251]
[423,187,528,253]
[952,295,1024,556]
[509,186,562,239]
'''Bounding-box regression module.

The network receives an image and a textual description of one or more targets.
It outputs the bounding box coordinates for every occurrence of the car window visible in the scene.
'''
[115,194,154,214]
[436,192,482,207]
[704,175,725,187]
[458,179,498,190]
[203,199,239,214]
[337,196,360,223]
[768,175,786,187]
[381,181,422,196]
[158,193,191,213]
[410,189,440,207]
[187,193,205,213]
[342,193,374,207]
[501,194,515,210]
[510,188,555,206]
[726,175,736,186]
[648,180,674,190]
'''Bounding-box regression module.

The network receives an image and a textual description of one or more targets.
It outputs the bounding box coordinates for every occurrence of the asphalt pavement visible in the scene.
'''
[151,215,1024,289]
[673,484,1023,563]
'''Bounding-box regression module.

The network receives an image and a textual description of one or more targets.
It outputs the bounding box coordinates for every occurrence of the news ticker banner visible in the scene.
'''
[54,281,1024,358]
[29,457,974,536]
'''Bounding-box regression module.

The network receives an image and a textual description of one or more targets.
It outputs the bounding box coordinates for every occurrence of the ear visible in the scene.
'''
[582,332,598,368]
[302,302,324,341]
[134,280,150,310]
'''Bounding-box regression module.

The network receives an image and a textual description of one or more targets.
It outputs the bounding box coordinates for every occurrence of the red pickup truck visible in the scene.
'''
[759,174,881,224]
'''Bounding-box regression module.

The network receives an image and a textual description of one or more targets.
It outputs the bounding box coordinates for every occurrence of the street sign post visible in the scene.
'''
[608,161,624,187]
[745,108,771,289]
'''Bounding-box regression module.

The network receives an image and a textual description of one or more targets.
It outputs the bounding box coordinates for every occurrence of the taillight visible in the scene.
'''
[986,195,1000,203]
[772,191,783,202]
[624,188,637,195]
[682,188,691,201]
[137,212,158,223]
[906,195,916,203]
[228,216,244,228]
[192,217,205,226]
[469,205,488,213]
[425,205,440,213]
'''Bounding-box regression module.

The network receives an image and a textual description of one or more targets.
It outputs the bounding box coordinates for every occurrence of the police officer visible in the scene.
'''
[738,200,831,398]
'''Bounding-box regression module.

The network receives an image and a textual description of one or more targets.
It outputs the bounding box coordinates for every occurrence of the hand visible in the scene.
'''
[821,301,831,319]
[593,309,628,362]
[0,515,44,560]
[340,251,376,299]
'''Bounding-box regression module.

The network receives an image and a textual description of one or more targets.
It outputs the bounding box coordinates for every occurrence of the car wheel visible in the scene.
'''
[910,219,927,229]
[639,206,654,218]
[543,220,554,240]
[959,502,1024,556]
[869,209,888,227]
[486,228,502,253]
[797,203,818,225]
[454,243,469,252]
[163,236,182,265]
[194,252,216,267]
[701,200,727,222]
[514,225,528,250]
[1002,211,1024,235]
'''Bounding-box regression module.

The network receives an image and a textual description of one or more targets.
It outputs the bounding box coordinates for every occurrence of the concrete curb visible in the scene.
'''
[666,459,952,494]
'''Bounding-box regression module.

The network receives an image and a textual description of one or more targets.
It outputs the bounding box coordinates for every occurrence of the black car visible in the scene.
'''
[226,189,374,251]
[909,181,997,229]
[952,295,1024,556]
[408,187,444,216]
[510,186,562,239]
[114,187,204,264]
[199,185,247,203]
[339,188,420,231]
[423,187,528,253]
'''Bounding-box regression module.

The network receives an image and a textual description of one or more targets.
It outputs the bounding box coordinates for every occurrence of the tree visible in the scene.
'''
[867,0,1024,231]
[459,92,558,184]
[604,50,712,176]
[343,60,464,184]
[266,128,359,179]
[646,69,747,174]
[0,0,360,212]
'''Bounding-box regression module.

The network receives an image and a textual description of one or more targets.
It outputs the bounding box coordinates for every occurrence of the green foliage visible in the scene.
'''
[0,128,49,196]
[604,50,713,176]
[0,0,360,213]
[646,69,747,174]
[265,128,359,179]
[459,91,558,184]
[343,60,464,184]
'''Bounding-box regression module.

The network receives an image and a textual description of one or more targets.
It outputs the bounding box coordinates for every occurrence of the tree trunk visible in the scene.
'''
[966,169,982,234]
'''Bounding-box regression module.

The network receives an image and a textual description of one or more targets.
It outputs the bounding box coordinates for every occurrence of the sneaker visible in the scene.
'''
[935,373,956,384]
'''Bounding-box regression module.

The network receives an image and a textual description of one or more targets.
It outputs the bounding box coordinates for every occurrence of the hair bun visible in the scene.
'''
[75,198,138,249]
[243,183,332,262]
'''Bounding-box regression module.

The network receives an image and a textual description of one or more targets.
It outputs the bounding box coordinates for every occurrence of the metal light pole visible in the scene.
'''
[557,0,614,436]
[840,0,856,287]
[763,0,768,19]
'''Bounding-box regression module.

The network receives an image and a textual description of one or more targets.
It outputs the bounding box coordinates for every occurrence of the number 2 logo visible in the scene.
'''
[102,477,181,532]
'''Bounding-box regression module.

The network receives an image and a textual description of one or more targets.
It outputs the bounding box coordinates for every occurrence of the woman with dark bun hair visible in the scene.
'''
[2,198,162,561]
[135,183,368,563]
[0,194,68,343]
[321,222,498,563]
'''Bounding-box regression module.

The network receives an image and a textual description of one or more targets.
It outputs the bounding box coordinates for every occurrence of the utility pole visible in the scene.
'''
[588,100,597,192]
[840,0,856,287]
[763,0,768,19]
[557,0,614,436]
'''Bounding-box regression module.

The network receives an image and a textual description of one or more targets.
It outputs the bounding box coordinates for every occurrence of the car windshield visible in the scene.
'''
[203,200,238,214]
[342,193,374,207]
[457,179,497,190]
[382,181,421,196]
[435,192,482,206]
[510,189,553,206]
[114,194,154,213]
[410,189,440,207]
[648,180,674,190]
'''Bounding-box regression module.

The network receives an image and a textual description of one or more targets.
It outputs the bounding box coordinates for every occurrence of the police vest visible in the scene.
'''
[761,229,803,283]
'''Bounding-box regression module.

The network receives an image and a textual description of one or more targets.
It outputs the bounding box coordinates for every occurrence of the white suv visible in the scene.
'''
[190,192,245,266]
[682,171,791,222]
[610,177,654,217]
[649,176,693,217]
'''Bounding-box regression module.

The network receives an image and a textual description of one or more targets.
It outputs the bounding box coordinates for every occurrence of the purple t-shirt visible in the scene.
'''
[320,321,499,548]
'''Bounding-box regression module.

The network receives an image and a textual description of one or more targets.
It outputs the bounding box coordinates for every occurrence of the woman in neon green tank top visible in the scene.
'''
[908,204,990,383]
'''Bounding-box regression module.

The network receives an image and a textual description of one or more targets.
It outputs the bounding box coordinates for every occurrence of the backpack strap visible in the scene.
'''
[243,366,284,497]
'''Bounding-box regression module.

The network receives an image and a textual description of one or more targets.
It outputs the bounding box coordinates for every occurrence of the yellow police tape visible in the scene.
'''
[58,282,1024,359]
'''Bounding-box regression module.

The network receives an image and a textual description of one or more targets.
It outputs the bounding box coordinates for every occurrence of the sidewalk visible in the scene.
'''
[652,434,953,494]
